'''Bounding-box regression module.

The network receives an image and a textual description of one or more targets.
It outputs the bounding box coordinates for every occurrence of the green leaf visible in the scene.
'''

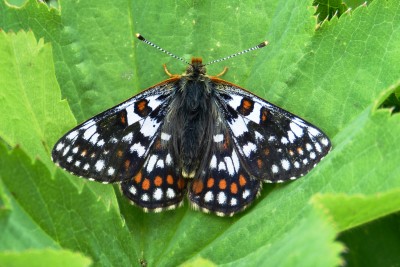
[0,249,91,267]
[1,0,400,266]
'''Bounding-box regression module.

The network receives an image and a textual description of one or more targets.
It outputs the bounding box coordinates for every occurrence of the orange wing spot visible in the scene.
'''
[167,174,174,185]
[257,159,263,169]
[261,109,268,122]
[178,178,185,189]
[264,148,270,156]
[154,176,163,186]
[242,99,253,110]
[239,174,247,187]
[134,172,142,184]
[223,134,230,150]
[137,100,147,111]
[142,178,150,190]
[81,149,87,156]
[288,149,294,156]
[219,179,227,190]
[124,159,131,170]
[297,147,303,154]
[207,178,215,188]
[192,179,204,194]
[230,182,238,194]
[120,114,126,124]
[154,139,162,150]
[117,150,123,157]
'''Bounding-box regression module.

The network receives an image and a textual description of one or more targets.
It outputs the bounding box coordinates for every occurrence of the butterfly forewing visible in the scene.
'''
[214,81,331,183]
[52,81,175,183]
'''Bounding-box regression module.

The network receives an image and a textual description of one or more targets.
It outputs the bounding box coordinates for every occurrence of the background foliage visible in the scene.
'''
[0,0,399,266]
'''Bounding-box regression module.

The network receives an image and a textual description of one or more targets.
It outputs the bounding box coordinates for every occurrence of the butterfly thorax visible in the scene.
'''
[164,57,217,179]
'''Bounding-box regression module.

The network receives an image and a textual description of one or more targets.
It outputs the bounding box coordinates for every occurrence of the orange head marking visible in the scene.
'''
[191,57,203,65]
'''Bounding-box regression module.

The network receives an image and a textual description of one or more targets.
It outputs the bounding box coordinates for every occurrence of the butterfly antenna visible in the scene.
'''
[136,33,190,65]
[204,40,269,66]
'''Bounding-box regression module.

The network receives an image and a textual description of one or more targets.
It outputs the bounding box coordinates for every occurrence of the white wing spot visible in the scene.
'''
[107,167,115,176]
[66,130,79,140]
[287,131,296,143]
[254,131,264,141]
[217,192,227,205]
[231,150,240,172]
[308,127,320,137]
[210,155,217,169]
[315,143,322,153]
[268,136,276,142]
[230,197,237,206]
[146,155,158,173]
[229,117,248,137]
[67,156,73,163]
[161,132,171,141]
[306,143,313,151]
[82,128,95,142]
[213,134,224,142]
[321,138,329,146]
[89,133,100,145]
[224,157,235,175]
[153,188,163,200]
[166,188,176,199]
[95,160,105,172]
[83,163,90,170]
[130,143,146,157]
[97,139,105,147]
[294,161,300,169]
[290,122,304,137]
[204,191,214,202]
[281,159,290,171]
[122,133,133,142]
[129,186,137,195]
[272,164,279,174]
[62,146,71,156]
[156,159,164,168]
[140,118,161,137]
[141,193,149,202]
[243,189,250,199]
[72,147,79,154]
[55,142,64,151]
[310,152,316,159]
[243,142,256,157]
[74,160,81,167]
[165,153,173,166]
[281,137,289,145]
[303,158,309,165]
[218,161,226,171]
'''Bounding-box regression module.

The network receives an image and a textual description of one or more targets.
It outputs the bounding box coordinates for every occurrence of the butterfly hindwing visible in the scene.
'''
[52,81,175,183]
[120,133,187,211]
[214,82,331,183]
[188,122,262,216]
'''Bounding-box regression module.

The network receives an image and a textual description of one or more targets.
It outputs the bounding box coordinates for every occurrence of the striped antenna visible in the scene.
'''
[136,33,190,65]
[204,41,269,66]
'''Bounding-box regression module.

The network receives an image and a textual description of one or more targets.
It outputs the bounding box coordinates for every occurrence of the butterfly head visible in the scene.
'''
[185,57,207,79]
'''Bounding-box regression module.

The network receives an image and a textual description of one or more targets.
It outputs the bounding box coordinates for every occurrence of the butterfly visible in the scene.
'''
[52,34,331,217]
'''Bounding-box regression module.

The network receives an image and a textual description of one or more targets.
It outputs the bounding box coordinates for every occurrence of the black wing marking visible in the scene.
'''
[120,134,187,211]
[188,120,262,216]
[214,82,331,183]
[52,81,176,183]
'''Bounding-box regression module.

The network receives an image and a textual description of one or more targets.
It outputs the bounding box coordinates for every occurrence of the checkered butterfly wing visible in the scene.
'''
[214,81,331,183]
[52,81,175,184]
